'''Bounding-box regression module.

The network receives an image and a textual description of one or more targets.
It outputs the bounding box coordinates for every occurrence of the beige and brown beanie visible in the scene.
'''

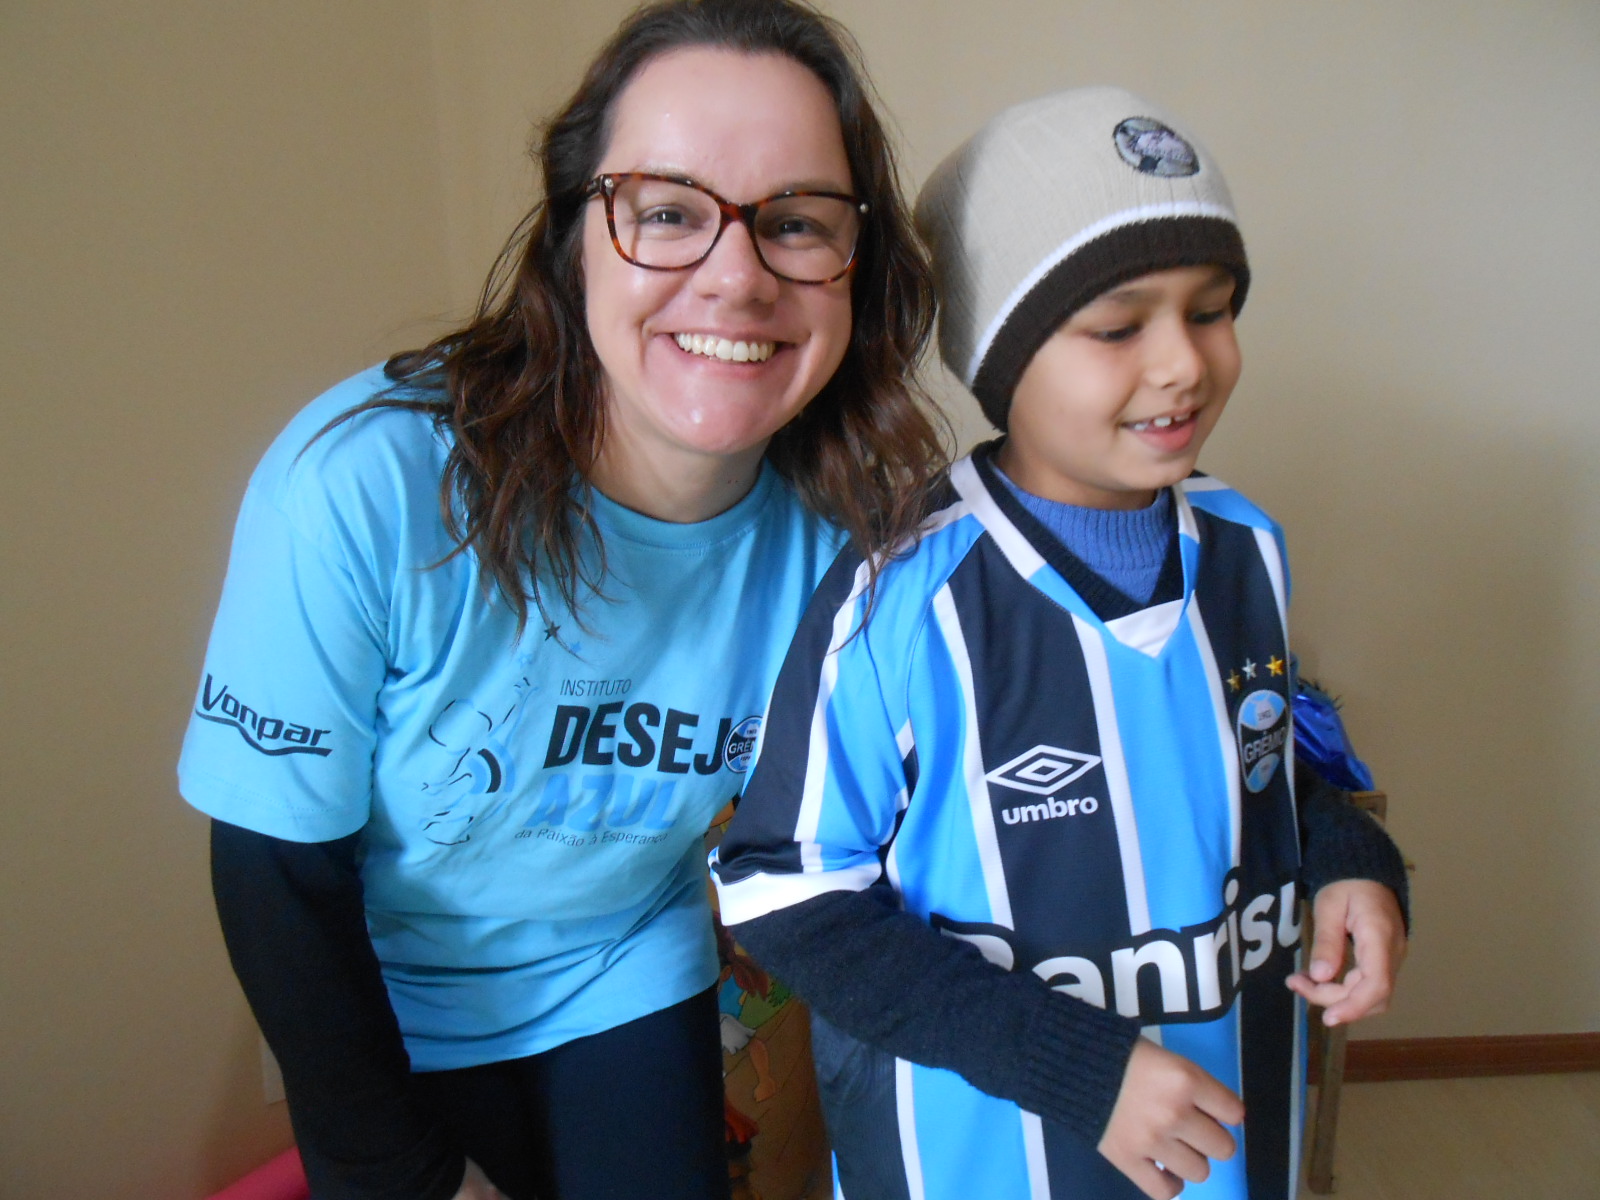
[915,86,1249,430]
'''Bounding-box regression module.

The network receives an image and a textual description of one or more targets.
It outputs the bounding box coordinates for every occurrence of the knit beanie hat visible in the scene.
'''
[915,86,1249,430]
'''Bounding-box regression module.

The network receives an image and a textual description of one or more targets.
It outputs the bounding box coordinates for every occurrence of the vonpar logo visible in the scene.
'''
[194,675,332,757]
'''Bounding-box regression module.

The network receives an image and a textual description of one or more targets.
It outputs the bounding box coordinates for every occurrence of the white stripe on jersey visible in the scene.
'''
[1105,597,1185,657]
[949,457,1046,580]
[1021,1111,1052,1200]
[933,584,1015,928]
[896,1058,928,1200]
[885,836,905,897]
[1287,987,1307,1197]
[895,719,916,761]
[1072,614,1151,936]
[1179,474,1230,494]
[712,862,884,926]
[1174,479,1202,544]
[1254,527,1290,642]
[796,560,874,873]
[1186,597,1243,869]
[913,496,974,544]
[885,720,915,896]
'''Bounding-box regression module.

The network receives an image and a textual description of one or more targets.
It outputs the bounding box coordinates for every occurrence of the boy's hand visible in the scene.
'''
[1286,879,1407,1026]
[1098,1038,1244,1199]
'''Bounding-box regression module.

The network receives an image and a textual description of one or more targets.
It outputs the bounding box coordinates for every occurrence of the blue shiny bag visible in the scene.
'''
[1291,672,1375,792]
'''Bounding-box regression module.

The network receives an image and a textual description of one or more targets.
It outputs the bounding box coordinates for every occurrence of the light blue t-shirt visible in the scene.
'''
[179,365,843,1069]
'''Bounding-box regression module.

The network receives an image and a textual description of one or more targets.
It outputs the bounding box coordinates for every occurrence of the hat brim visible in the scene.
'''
[971,216,1249,429]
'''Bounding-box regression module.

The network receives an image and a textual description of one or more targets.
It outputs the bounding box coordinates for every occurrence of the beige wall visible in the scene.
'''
[2,1,1595,1195]
[1,3,451,1195]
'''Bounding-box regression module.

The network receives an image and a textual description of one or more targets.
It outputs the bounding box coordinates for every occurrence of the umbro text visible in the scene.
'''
[1001,795,1100,824]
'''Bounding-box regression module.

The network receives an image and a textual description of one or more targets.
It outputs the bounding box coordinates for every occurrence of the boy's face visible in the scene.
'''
[995,265,1241,510]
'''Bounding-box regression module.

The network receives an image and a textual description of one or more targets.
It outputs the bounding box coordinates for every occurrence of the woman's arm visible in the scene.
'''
[210,819,465,1200]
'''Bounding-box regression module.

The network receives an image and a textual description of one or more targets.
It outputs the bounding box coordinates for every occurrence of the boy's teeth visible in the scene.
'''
[674,333,775,362]
[1129,413,1188,432]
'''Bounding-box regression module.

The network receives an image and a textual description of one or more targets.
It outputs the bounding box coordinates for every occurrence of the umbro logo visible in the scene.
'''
[984,744,1101,796]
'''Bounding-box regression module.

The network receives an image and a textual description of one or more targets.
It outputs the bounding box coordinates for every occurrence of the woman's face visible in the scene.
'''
[582,48,856,499]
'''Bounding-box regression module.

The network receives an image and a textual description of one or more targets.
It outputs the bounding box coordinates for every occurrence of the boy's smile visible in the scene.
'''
[995,264,1241,510]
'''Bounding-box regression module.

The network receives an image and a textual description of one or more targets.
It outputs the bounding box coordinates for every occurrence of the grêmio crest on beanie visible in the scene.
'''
[915,86,1249,430]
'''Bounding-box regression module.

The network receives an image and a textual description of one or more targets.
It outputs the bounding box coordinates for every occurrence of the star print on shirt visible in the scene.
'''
[1242,659,1257,680]
[1227,670,1242,692]
[543,623,560,641]
[1267,655,1285,677]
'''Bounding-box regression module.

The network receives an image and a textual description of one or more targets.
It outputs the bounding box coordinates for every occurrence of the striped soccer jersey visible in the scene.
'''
[713,451,1306,1200]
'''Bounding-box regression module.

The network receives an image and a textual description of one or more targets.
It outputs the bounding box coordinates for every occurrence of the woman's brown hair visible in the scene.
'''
[344,0,945,632]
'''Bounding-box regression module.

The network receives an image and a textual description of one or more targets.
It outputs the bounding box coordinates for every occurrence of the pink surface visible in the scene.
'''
[206,1147,309,1200]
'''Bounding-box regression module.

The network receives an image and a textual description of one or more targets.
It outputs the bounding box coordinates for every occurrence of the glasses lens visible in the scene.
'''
[605,177,862,282]
[753,196,861,283]
[608,177,721,269]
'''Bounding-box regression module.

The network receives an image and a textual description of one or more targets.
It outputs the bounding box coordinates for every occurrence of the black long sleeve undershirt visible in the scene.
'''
[210,820,465,1200]
[729,761,1409,1150]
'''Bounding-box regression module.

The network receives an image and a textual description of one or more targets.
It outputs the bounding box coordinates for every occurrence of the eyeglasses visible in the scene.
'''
[581,172,867,285]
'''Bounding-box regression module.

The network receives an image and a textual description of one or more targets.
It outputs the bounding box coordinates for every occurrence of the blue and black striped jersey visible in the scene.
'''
[714,450,1307,1200]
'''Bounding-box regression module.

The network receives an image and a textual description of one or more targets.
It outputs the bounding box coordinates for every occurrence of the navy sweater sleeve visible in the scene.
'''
[210,819,465,1200]
[730,883,1142,1147]
[1294,761,1411,929]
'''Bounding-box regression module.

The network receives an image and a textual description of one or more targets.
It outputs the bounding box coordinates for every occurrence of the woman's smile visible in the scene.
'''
[671,333,778,363]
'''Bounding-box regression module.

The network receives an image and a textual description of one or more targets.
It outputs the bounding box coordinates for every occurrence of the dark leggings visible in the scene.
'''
[409,987,731,1200]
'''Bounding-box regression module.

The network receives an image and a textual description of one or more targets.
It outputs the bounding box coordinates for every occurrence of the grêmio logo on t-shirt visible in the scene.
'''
[193,675,332,757]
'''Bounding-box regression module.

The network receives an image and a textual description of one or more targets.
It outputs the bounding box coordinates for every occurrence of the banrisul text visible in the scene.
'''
[935,872,1302,1024]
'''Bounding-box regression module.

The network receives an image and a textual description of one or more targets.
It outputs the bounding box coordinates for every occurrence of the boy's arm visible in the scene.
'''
[734,889,1246,1198]
[1291,762,1410,1024]
[730,885,1142,1145]
[1296,761,1409,919]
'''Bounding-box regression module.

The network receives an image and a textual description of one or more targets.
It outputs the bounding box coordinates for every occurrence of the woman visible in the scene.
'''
[179,3,942,1197]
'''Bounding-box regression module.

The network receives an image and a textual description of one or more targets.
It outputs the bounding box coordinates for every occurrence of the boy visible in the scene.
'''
[711,87,1408,1200]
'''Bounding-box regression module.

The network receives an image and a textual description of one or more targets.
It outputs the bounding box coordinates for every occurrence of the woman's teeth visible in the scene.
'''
[1127,412,1194,432]
[674,333,776,363]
